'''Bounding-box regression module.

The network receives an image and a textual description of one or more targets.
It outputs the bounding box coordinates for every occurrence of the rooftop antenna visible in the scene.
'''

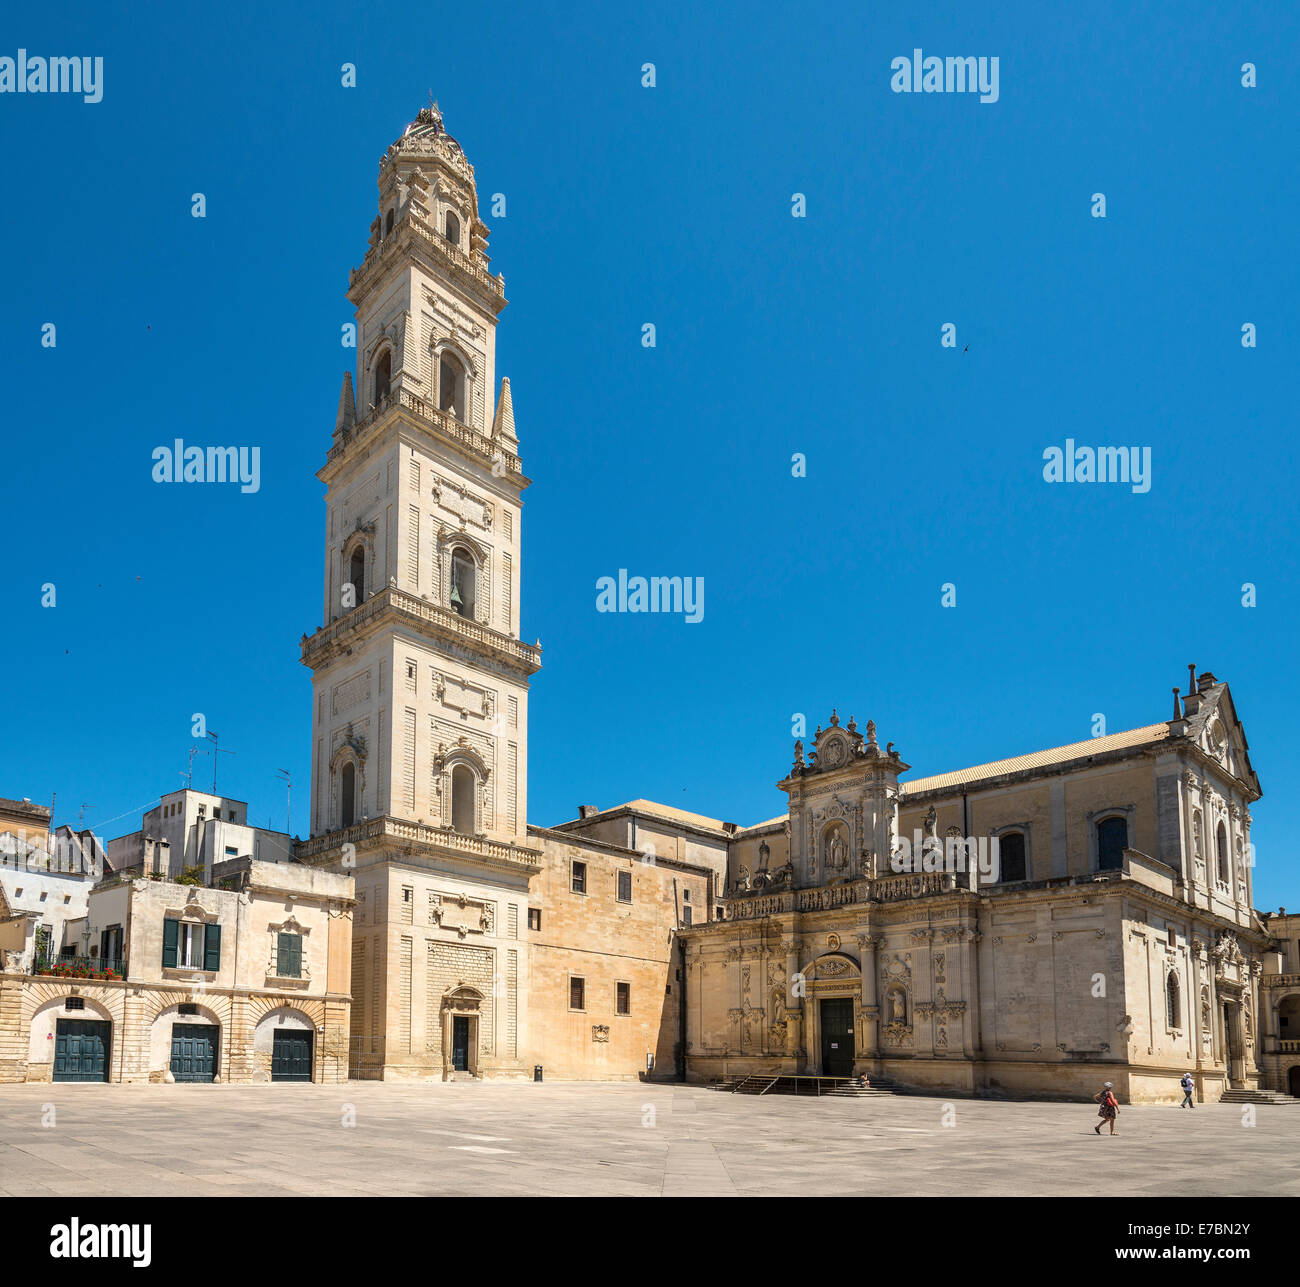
[276,768,292,836]
[78,803,96,827]
[183,744,201,789]
[207,731,236,794]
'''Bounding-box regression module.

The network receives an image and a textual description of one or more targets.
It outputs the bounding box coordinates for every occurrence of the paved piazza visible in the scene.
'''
[0,1083,1296,1197]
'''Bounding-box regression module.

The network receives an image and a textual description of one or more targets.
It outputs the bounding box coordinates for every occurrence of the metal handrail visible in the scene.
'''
[34,953,125,979]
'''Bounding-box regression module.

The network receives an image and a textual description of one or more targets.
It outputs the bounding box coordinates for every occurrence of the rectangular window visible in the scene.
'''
[569,976,585,1010]
[528,907,541,931]
[683,905,692,926]
[682,888,691,901]
[178,922,204,969]
[224,846,237,858]
[277,931,303,978]
[65,997,85,1011]
[617,870,632,903]
[571,861,587,894]
[164,919,220,972]
[616,982,630,1015]
[178,1003,197,1016]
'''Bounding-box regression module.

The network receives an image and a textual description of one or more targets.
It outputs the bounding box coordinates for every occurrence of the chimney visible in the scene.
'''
[577,805,599,820]
[1181,663,1206,717]
[1171,688,1182,720]
[1197,670,1218,692]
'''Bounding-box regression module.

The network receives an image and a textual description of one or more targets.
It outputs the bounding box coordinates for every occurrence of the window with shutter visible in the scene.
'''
[278,932,302,978]
[162,918,179,969]
[204,922,222,972]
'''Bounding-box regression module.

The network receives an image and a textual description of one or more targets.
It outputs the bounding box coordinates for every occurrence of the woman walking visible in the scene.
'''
[1093,1081,1120,1135]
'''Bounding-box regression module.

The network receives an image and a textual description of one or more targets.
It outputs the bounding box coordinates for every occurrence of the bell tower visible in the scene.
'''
[298,105,543,1081]
[302,104,540,847]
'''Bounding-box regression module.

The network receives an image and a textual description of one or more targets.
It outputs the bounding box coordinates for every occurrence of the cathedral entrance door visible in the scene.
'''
[452,1016,471,1072]
[820,998,855,1076]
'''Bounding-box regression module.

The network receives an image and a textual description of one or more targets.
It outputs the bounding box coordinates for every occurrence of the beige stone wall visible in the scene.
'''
[897,760,1157,884]
[0,974,350,1085]
[344,851,531,1080]
[683,876,1260,1102]
[526,833,709,1080]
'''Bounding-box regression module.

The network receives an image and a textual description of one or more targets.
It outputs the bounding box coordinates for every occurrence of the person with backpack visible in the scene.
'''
[1179,1072,1195,1108]
[1093,1082,1120,1134]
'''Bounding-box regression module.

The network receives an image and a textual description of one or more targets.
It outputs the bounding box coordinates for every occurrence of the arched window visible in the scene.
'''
[384,209,395,237]
[997,831,1027,883]
[444,210,461,246]
[349,546,365,603]
[450,548,475,619]
[451,765,475,835]
[340,762,356,829]
[374,351,391,406]
[1216,822,1229,884]
[1166,971,1180,1027]
[1097,815,1128,871]
[438,352,466,422]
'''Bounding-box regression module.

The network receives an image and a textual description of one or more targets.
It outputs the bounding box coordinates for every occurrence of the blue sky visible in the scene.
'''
[1,1,1297,909]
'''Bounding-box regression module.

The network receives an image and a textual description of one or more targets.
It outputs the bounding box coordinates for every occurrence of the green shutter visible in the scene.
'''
[277,932,302,978]
[204,922,222,972]
[162,918,178,969]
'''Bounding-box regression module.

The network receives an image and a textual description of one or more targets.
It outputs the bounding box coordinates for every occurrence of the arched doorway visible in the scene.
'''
[439,984,485,1080]
[30,995,116,1083]
[800,953,862,1077]
[151,1002,222,1083]
[254,1007,316,1082]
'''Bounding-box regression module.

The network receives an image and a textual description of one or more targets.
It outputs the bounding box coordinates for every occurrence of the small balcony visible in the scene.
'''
[34,953,126,981]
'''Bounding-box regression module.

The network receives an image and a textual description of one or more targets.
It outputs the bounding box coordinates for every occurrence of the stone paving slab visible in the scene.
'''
[0,1082,1294,1197]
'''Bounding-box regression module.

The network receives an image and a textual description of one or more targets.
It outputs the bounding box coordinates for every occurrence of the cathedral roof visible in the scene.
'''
[608,799,730,832]
[900,723,1172,795]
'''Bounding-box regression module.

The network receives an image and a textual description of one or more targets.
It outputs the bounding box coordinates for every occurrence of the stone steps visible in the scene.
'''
[719,1073,909,1098]
[1219,1089,1300,1105]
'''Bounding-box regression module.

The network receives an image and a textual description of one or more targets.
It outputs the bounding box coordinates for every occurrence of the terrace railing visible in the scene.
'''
[34,954,125,981]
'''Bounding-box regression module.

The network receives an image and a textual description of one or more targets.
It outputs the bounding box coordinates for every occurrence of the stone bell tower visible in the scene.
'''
[297,105,542,1081]
[778,711,909,886]
[303,103,540,845]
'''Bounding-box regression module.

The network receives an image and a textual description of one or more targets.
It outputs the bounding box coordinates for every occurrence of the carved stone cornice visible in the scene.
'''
[301,584,540,678]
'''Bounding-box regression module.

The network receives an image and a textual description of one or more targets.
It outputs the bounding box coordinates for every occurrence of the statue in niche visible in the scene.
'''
[758,840,771,871]
[924,806,938,840]
[890,989,907,1023]
[827,828,848,872]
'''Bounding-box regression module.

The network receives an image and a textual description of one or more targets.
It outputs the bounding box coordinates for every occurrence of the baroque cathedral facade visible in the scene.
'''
[295,107,1274,1102]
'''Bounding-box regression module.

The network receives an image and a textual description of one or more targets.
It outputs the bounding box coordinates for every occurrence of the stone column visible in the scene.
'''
[857,932,879,1062]
[784,937,803,1065]
[118,986,147,1083]
[0,977,24,1083]
[910,928,935,1057]
[227,992,251,1082]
